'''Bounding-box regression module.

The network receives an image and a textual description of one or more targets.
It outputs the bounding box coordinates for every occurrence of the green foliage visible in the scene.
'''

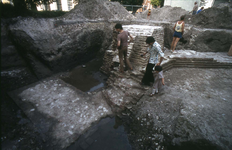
[151,0,164,6]
[0,3,66,18]
[111,0,144,5]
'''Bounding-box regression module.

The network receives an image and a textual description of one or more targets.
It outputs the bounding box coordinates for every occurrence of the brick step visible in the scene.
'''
[129,56,146,60]
[173,61,231,65]
[174,60,217,63]
[130,51,145,54]
[174,62,218,65]
[174,58,215,61]
[130,60,148,65]
[129,75,142,83]
[173,64,232,68]
[163,66,173,72]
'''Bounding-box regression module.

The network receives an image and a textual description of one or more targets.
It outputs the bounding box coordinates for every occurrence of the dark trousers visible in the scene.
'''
[142,63,155,85]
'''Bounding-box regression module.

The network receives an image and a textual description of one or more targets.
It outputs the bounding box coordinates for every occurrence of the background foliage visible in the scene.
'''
[151,0,164,6]
[111,0,144,5]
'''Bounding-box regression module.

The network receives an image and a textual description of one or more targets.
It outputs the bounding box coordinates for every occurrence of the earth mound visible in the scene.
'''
[136,6,189,22]
[62,0,135,20]
[185,3,232,29]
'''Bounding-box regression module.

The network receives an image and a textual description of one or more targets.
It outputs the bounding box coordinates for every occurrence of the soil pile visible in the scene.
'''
[62,0,135,20]
[213,2,232,12]
[136,6,189,22]
[185,3,232,29]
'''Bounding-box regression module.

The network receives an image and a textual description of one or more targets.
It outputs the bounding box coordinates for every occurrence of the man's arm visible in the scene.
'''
[129,35,133,43]
[117,40,121,48]
[182,22,185,35]
[142,46,151,56]
[156,43,164,66]
[173,23,176,31]
[156,57,163,66]
[162,78,165,85]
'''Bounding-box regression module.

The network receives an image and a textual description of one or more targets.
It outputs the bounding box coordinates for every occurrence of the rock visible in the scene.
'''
[228,45,232,56]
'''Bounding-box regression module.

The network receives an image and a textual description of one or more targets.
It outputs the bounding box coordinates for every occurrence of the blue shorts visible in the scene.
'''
[173,31,182,38]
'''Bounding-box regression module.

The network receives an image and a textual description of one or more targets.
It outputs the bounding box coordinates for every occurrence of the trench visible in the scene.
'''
[2,23,232,150]
[60,58,108,93]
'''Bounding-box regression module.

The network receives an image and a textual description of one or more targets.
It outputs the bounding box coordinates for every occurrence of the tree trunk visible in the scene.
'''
[31,3,37,11]
[56,0,62,11]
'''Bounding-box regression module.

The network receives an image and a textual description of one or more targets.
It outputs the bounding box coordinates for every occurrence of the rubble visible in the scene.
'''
[213,2,232,12]
[185,5,232,29]
[62,0,135,21]
[136,6,189,22]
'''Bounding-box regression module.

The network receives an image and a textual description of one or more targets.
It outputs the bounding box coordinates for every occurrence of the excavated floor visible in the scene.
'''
[7,50,232,150]
[119,68,232,150]
[5,23,232,150]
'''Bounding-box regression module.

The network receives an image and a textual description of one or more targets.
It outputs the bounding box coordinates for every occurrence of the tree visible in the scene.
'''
[151,0,164,7]
[13,0,27,11]
[13,0,54,11]
[111,0,144,5]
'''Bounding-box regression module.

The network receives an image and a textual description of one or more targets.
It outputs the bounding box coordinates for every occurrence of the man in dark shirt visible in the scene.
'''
[115,24,133,73]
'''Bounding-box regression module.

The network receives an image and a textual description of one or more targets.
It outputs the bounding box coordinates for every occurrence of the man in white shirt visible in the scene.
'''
[141,37,164,85]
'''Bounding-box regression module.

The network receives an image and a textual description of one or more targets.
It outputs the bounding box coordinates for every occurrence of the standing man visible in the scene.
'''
[192,1,198,15]
[141,37,164,85]
[115,23,133,73]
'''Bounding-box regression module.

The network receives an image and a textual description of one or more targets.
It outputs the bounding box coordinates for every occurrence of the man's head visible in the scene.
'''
[194,1,197,5]
[180,15,185,21]
[146,37,155,45]
[201,7,204,10]
[115,23,123,32]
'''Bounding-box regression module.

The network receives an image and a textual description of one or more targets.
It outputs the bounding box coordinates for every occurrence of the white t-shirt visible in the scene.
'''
[147,41,164,64]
